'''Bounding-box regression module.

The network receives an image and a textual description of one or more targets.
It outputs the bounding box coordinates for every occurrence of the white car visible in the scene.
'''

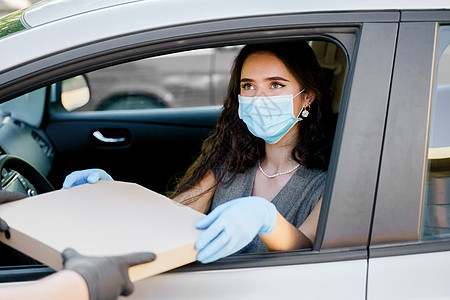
[0,0,449,299]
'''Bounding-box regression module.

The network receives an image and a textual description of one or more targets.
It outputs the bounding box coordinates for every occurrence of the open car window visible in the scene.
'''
[48,42,347,115]
[0,38,348,269]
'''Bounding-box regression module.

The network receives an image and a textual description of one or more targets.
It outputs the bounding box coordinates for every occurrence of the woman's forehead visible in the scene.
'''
[241,52,295,81]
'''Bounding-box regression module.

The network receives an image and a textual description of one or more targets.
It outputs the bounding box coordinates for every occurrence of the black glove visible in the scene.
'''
[0,191,25,235]
[62,248,156,300]
[0,190,26,204]
[0,217,7,232]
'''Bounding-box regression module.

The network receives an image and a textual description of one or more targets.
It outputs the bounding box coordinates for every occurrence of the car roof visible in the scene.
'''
[0,0,449,73]
[22,0,142,27]
[22,0,450,28]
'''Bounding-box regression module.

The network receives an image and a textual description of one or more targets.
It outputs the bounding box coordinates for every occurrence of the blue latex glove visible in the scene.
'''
[195,196,277,263]
[62,168,113,189]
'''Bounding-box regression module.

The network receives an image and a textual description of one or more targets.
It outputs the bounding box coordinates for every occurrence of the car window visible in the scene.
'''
[48,46,242,113]
[0,38,349,267]
[422,26,450,240]
[48,42,347,114]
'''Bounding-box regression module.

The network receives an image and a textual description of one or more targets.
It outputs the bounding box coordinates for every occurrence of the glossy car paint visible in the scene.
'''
[368,251,450,299]
[0,0,449,71]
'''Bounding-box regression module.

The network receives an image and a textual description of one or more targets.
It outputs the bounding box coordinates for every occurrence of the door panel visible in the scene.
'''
[127,259,367,300]
[318,22,398,249]
[370,22,438,244]
[368,251,450,300]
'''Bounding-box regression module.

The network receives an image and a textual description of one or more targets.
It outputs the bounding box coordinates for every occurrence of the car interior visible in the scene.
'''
[0,39,348,281]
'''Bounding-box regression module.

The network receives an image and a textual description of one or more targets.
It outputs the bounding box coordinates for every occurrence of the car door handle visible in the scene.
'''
[92,130,126,143]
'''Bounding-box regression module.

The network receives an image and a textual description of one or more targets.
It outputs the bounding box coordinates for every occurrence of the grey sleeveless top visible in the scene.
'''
[211,165,327,253]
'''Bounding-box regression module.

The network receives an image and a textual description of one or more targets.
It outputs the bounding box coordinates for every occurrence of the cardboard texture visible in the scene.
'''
[0,181,205,281]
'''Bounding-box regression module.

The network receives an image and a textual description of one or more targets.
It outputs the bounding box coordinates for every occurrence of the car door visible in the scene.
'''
[58,13,398,300]
[367,11,450,300]
[0,8,400,298]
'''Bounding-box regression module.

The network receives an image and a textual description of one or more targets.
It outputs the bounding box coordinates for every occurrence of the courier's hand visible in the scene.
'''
[0,190,26,233]
[62,248,156,300]
[62,169,113,189]
[195,196,277,263]
[0,217,8,232]
[0,190,26,204]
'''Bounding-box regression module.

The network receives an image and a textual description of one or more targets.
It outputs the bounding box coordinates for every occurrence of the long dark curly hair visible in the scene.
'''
[170,41,334,204]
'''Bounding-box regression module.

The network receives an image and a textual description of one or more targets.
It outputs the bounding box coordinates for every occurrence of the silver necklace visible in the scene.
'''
[258,161,300,179]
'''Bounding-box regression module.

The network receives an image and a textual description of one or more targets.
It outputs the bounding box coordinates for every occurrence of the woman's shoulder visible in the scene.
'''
[289,165,328,196]
[298,165,327,181]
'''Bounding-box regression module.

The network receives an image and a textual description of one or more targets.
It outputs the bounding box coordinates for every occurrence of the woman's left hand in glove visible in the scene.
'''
[195,196,277,263]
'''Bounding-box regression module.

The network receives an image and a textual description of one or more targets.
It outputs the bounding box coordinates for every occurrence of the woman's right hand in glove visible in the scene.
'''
[62,169,113,189]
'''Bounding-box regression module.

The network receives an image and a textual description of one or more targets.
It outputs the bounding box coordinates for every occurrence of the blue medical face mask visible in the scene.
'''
[238,89,305,144]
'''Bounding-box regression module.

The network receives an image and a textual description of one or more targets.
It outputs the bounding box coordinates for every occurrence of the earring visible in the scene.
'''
[300,105,310,118]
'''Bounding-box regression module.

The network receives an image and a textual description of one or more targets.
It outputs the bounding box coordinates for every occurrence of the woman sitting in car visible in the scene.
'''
[64,41,335,264]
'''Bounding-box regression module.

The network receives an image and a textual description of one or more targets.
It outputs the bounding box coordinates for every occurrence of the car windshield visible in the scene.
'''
[0,88,46,127]
[0,10,27,39]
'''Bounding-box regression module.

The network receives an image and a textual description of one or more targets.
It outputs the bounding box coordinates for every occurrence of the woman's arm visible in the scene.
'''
[260,199,322,250]
[0,270,89,300]
[173,170,217,213]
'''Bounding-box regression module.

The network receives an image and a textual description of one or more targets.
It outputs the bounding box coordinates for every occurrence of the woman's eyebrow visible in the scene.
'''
[240,76,290,82]
[267,76,290,82]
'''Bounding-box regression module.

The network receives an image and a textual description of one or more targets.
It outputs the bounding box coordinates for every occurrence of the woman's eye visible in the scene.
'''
[241,83,253,90]
[271,82,284,89]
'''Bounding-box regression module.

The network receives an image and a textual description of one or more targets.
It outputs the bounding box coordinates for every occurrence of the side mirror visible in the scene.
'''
[61,75,90,111]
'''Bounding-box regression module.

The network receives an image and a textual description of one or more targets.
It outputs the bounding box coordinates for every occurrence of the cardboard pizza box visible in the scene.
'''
[0,181,204,282]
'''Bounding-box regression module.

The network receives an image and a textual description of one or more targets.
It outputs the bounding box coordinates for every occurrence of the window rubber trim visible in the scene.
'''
[171,247,367,273]
[370,239,450,258]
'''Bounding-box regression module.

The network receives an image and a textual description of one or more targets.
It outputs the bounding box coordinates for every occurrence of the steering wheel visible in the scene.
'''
[0,154,54,196]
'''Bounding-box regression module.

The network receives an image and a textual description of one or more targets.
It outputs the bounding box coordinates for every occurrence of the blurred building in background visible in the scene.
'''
[0,0,37,17]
